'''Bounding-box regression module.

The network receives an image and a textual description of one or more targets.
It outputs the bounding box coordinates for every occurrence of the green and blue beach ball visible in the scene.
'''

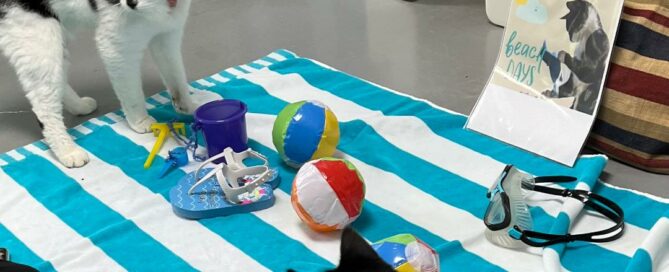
[272,100,340,168]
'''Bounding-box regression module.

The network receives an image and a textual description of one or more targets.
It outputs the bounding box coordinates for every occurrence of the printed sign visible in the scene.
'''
[467,0,624,166]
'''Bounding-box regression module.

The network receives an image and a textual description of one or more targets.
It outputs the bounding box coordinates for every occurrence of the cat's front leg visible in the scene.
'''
[0,12,89,167]
[149,30,220,114]
[96,24,156,133]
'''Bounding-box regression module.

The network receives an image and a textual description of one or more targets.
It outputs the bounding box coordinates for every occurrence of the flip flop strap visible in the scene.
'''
[192,149,229,183]
[216,166,271,203]
[224,148,269,170]
[188,147,272,200]
[188,163,224,195]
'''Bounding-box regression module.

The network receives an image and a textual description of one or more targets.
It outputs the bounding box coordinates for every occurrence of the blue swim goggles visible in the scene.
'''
[484,165,625,248]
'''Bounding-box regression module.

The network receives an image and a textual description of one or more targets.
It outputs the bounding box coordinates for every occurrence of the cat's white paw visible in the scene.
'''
[173,89,222,114]
[172,99,198,115]
[54,145,90,168]
[67,97,98,116]
[127,115,157,133]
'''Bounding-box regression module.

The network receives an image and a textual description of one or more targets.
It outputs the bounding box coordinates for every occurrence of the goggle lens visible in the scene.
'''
[485,192,506,226]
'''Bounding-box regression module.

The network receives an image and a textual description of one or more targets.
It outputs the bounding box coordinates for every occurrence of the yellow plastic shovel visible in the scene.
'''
[144,123,186,169]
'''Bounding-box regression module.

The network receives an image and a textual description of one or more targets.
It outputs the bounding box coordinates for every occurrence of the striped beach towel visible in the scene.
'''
[589,0,669,174]
[0,50,667,271]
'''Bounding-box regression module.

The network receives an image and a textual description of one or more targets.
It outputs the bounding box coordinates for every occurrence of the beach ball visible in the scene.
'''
[272,100,339,168]
[291,158,365,232]
[372,234,440,272]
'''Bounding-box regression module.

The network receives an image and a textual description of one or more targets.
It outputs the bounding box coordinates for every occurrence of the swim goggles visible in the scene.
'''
[484,165,625,248]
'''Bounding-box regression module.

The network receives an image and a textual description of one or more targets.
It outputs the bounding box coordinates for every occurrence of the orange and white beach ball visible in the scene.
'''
[290,158,365,232]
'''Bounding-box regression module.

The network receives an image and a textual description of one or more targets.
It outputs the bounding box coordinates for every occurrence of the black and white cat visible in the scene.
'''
[288,227,395,272]
[0,0,219,167]
[542,0,609,115]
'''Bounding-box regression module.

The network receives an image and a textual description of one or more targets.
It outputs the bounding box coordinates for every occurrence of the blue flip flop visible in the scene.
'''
[169,148,281,219]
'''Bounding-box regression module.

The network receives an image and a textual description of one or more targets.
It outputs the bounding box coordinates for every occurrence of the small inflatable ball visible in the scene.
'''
[272,100,339,168]
[291,158,365,232]
[372,234,440,272]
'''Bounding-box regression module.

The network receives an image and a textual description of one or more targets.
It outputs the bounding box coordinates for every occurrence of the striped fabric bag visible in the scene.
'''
[0,50,667,271]
[589,0,669,174]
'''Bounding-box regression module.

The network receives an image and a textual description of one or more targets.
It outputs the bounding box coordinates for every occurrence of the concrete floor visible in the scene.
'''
[0,0,666,197]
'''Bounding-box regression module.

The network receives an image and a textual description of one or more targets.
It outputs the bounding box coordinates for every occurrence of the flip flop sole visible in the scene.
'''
[169,168,276,219]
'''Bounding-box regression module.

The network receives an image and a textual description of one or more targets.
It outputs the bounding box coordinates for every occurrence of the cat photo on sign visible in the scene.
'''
[542,0,610,115]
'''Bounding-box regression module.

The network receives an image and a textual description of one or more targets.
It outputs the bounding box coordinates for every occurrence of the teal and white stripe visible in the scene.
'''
[1,50,667,271]
[625,212,668,272]
[0,168,124,271]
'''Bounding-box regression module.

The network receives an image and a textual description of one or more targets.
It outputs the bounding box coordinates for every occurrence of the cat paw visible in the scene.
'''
[558,51,568,62]
[127,115,157,133]
[172,100,198,115]
[54,145,90,168]
[542,90,557,98]
[66,97,98,116]
[173,89,222,114]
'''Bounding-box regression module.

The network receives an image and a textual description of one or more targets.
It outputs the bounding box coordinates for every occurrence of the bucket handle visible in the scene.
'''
[164,121,207,162]
[167,121,207,162]
[186,122,207,162]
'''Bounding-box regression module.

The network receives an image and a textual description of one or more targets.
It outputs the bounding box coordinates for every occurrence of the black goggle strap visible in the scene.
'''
[532,176,578,184]
[511,184,625,247]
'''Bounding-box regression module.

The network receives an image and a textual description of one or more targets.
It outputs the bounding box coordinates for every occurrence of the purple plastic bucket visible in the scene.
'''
[193,99,248,163]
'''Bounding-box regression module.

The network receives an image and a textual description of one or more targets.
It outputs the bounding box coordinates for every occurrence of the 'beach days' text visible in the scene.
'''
[504,31,546,86]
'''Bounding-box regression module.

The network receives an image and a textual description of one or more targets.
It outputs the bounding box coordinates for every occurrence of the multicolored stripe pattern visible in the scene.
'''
[272,101,340,167]
[0,50,667,271]
[589,0,669,174]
